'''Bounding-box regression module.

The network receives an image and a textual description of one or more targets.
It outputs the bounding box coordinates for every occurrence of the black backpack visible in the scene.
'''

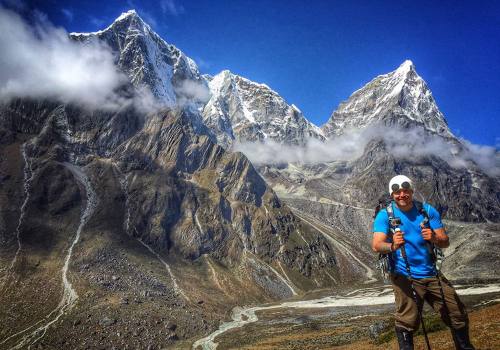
[373,195,392,219]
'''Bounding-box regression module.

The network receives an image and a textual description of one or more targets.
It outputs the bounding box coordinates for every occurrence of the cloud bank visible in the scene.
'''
[233,125,500,177]
[176,79,210,106]
[0,7,131,109]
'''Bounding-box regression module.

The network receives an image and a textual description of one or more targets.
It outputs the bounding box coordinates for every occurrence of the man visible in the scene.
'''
[372,175,474,350]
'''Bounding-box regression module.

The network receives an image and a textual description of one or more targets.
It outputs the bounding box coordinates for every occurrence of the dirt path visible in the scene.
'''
[2,164,97,349]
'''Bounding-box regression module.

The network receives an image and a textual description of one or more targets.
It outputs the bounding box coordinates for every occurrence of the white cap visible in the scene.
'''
[389,175,414,195]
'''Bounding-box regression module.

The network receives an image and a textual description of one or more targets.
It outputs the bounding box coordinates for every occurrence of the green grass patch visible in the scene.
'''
[374,314,447,345]
[415,314,447,335]
[374,329,396,345]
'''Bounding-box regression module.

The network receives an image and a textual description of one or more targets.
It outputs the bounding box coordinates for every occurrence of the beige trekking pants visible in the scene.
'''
[390,273,469,331]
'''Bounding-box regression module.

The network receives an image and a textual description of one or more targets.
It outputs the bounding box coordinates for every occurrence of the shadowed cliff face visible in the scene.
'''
[0,99,339,349]
[111,109,303,262]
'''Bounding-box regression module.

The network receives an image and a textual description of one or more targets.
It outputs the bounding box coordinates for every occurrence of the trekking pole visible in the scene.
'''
[415,197,449,319]
[397,228,432,350]
[419,218,452,326]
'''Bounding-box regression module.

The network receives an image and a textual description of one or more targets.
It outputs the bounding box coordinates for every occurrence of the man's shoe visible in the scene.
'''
[395,327,414,350]
[451,326,475,350]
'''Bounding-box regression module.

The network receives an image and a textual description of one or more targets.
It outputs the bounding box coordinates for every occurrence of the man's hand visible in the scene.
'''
[421,226,435,242]
[421,225,450,248]
[392,230,405,250]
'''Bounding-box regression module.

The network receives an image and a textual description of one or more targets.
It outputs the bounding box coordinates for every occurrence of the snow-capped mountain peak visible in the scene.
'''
[322,60,453,138]
[115,9,138,21]
[70,11,325,148]
[395,59,414,73]
[70,9,143,37]
[70,9,204,107]
[202,70,325,148]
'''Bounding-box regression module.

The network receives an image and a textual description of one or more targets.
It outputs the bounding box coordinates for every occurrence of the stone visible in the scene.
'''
[165,321,177,331]
[369,320,390,339]
[99,317,116,327]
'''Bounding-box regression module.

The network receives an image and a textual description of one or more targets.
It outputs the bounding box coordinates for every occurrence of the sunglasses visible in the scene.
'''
[391,181,411,192]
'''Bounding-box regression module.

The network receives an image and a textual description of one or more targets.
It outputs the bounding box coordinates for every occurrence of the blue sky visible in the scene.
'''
[11,0,500,146]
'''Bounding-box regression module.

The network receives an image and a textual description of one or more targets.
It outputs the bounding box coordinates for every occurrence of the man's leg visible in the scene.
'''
[424,274,474,350]
[391,274,425,349]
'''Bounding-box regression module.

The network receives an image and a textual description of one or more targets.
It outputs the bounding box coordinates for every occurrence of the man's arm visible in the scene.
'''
[372,231,405,253]
[372,232,391,253]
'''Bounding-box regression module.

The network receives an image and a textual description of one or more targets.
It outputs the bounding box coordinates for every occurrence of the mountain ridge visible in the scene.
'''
[70,11,458,150]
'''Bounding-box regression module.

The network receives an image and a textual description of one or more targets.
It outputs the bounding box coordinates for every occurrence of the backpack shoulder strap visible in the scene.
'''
[413,200,428,218]
[386,200,394,219]
[414,200,440,265]
[385,201,397,235]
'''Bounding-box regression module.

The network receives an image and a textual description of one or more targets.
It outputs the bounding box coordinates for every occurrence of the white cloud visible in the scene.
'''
[61,8,73,22]
[377,126,499,176]
[233,125,500,177]
[160,0,185,16]
[132,85,166,114]
[0,7,128,109]
[459,139,499,177]
[175,79,210,106]
[233,132,367,165]
[0,7,165,113]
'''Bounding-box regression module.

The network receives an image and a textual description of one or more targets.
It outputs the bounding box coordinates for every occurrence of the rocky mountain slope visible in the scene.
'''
[0,11,345,349]
[0,98,338,349]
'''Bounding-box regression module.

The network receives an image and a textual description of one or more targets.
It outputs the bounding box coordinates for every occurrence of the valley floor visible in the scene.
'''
[196,292,499,350]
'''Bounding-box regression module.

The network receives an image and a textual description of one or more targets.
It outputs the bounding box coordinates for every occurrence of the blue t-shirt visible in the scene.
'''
[373,202,444,279]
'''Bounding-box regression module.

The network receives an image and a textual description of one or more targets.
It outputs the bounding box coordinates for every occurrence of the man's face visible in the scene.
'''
[392,188,413,208]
